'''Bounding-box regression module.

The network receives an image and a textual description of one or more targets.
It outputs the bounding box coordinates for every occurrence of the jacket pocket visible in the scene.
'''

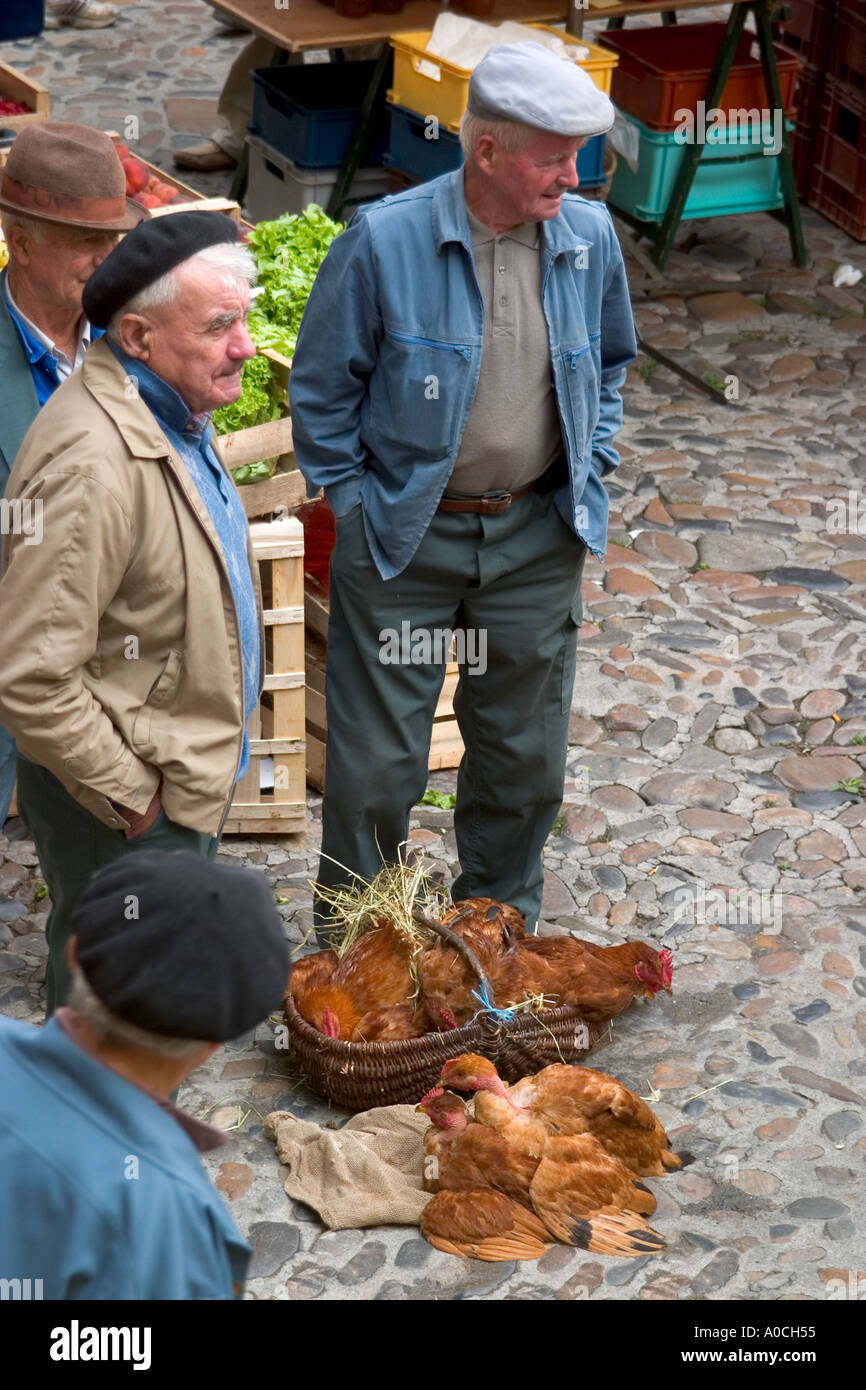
[131,649,184,753]
[558,338,600,454]
[369,329,473,460]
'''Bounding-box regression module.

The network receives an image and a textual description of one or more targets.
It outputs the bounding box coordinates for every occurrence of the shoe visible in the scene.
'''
[44,0,119,27]
[173,140,238,172]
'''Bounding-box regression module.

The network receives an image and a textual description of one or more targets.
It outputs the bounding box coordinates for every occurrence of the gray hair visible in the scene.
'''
[68,966,209,1062]
[1,210,49,244]
[459,110,540,161]
[106,239,257,343]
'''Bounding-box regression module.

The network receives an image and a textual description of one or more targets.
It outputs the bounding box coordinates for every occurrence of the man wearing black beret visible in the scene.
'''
[0,211,264,1014]
[0,850,292,1299]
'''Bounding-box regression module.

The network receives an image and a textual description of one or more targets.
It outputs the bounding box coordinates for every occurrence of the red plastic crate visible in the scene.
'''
[790,60,826,197]
[774,0,835,70]
[599,23,802,132]
[831,7,866,100]
[810,77,866,240]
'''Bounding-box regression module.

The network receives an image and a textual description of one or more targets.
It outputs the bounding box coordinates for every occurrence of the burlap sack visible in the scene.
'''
[265,1104,432,1230]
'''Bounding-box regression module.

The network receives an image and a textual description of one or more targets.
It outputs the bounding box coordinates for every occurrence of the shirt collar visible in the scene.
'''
[55,1006,228,1154]
[3,268,92,369]
[108,340,210,438]
[431,166,589,258]
[465,203,540,249]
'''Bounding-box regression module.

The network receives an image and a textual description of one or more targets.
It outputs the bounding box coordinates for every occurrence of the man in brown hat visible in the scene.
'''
[0,122,147,831]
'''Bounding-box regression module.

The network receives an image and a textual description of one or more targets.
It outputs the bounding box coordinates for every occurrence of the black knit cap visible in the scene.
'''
[82,209,240,328]
[72,850,291,1041]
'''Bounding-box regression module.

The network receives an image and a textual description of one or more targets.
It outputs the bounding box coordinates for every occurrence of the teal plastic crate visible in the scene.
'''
[608,111,791,222]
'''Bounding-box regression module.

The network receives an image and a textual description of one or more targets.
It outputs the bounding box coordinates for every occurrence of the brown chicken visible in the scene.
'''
[440,898,527,952]
[416,1089,664,1261]
[416,900,524,1026]
[493,936,672,1026]
[348,998,462,1043]
[291,922,417,1037]
[287,950,338,1005]
[440,1054,682,1177]
[331,922,415,1014]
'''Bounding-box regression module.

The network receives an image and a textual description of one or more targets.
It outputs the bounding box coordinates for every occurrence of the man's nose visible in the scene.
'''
[229,321,257,360]
[557,158,580,190]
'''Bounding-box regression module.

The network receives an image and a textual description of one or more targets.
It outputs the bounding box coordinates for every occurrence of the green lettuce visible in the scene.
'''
[212,205,344,435]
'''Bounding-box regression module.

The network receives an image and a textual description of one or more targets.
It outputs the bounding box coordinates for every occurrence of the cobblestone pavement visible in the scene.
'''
[2,2,866,1303]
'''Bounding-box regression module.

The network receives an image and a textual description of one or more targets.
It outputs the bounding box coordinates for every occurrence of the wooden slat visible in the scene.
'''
[252,539,305,560]
[264,606,305,625]
[304,589,330,643]
[150,196,241,222]
[263,672,305,691]
[238,469,310,521]
[249,738,305,755]
[217,417,294,468]
[0,61,50,129]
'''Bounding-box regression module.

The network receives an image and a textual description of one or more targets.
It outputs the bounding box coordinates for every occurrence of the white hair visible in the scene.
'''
[459,110,540,162]
[67,965,209,1061]
[106,239,257,343]
[1,210,49,244]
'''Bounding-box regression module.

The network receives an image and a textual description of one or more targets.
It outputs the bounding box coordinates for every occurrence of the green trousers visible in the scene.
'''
[17,758,219,1015]
[316,489,586,937]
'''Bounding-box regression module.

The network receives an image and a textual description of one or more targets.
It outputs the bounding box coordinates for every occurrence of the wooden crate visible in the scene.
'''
[303,586,464,793]
[224,516,306,836]
[0,61,50,131]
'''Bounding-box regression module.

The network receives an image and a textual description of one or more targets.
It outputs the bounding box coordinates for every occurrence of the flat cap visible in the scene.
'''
[73,850,291,1041]
[467,41,615,138]
[82,208,239,328]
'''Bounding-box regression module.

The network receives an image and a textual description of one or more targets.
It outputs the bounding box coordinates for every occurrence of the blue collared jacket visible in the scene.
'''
[0,1016,250,1300]
[288,167,637,580]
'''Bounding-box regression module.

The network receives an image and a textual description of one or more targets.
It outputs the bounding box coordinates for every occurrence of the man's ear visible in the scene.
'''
[67,936,78,970]
[4,221,34,265]
[115,313,152,361]
[473,133,498,176]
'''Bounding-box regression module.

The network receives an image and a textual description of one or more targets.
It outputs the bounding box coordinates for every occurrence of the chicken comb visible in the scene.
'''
[658,949,673,985]
[419,1086,445,1106]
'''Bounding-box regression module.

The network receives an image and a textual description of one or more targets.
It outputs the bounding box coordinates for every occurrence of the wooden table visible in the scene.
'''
[206,0,567,50]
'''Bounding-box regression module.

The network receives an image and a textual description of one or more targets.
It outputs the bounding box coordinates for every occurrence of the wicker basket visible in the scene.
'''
[284,911,598,1110]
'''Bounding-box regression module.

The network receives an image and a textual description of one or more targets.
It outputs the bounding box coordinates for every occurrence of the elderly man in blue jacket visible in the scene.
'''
[290,44,637,934]
[0,850,290,1300]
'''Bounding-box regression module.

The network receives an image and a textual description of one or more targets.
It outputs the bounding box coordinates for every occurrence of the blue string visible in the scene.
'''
[470,983,518,1024]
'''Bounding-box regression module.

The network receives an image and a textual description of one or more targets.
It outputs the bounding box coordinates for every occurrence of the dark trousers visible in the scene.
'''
[17,758,219,1015]
[316,489,586,938]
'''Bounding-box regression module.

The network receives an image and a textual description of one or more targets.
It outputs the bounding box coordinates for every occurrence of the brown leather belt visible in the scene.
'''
[437,480,538,515]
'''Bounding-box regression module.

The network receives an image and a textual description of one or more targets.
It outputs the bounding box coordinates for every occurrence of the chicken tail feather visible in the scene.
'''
[565,1208,665,1257]
[667,1149,692,1169]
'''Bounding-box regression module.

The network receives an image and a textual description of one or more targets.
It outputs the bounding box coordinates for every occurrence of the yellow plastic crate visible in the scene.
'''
[388,26,618,133]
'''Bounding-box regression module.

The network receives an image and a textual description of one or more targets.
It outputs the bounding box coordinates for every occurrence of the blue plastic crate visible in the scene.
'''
[385,103,606,189]
[608,110,790,222]
[248,61,389,170]
[0,0,44,39]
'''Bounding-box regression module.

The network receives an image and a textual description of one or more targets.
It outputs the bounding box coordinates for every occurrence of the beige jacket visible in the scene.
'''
[0,337,264,836]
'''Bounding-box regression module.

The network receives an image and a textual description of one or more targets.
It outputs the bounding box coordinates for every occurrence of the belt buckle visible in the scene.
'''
[482,490,512,514]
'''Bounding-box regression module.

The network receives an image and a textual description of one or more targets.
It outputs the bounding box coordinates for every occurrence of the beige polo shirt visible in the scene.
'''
[445,204,564,498]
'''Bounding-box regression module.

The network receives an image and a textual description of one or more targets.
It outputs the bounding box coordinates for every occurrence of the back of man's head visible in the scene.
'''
[70,850,291,1056]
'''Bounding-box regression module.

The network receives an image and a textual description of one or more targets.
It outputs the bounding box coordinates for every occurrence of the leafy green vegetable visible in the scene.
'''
[212,206,343,435]
[245,204,344,361]
[418,789,456,810]
[212,352,283,435]
[230,461,273,487]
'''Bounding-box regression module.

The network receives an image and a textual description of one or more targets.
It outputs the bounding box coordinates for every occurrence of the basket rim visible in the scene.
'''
[284,990,596,1055]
